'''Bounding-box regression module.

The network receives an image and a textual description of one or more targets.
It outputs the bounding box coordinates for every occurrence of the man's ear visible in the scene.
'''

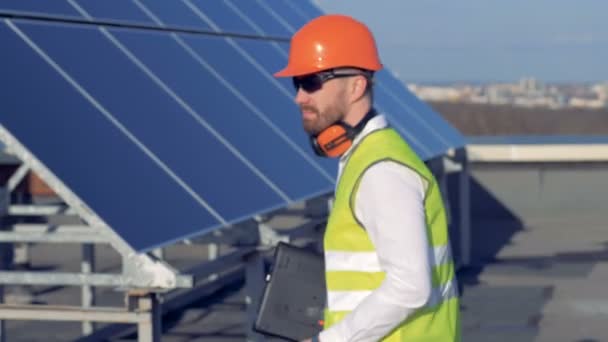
[350,76,368,103]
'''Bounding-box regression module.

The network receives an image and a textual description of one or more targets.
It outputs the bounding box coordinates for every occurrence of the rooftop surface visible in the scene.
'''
[3,205,607,341]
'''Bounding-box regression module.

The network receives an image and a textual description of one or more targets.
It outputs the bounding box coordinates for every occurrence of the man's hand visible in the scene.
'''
[300,339,312,342]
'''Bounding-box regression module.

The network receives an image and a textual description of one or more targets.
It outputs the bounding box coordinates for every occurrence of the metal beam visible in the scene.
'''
[0,271,192,288]
[467,144,608,162]
[75,267,245,342]
[456,147,471,267]
[0,304,150,323]
[7,163,28,192]
[81,244,96,335]
[0,225,108,243]
[8,205,76,216]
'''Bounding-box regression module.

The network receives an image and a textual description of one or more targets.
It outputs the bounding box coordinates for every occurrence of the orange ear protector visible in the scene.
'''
[310,109,377,158]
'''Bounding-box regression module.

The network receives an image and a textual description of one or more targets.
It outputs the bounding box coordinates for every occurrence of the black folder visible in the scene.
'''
[254,242,326,341]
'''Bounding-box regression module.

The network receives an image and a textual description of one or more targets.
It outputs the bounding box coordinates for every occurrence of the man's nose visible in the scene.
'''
[294,87,310,105]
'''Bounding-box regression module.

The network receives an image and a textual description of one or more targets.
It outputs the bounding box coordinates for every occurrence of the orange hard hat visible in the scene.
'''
[274,14,382,77]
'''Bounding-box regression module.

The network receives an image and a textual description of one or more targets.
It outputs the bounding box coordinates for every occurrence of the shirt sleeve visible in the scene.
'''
[319,161,433,342]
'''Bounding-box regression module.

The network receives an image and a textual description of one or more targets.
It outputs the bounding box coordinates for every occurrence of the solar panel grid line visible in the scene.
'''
[224,0,300,75]
[0,9,220,39]
[98,28,293,203]
[282,0,312,22]
[288,0,324,18]
[0,0,83,20]
[131,0,164,28]
[3,18,230,227]
[65,0,90,21]
[220,0,297,77]
[253,0,296,34]
[223,0,265,37]
[62,0,289,41]
[134,1,334,184]
[71,0,156,27]
[181,0,220,33]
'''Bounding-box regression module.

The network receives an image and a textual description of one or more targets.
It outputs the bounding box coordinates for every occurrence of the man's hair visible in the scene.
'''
[364,72,375,102]
[335,67,375,101]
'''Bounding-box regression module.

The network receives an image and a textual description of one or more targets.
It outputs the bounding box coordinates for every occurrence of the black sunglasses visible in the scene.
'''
[292,70,367,93]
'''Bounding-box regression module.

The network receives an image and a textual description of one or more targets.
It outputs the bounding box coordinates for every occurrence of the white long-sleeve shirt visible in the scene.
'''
[319,114,433,342]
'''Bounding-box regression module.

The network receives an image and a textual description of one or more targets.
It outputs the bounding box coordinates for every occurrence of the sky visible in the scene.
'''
[314,0,608,84]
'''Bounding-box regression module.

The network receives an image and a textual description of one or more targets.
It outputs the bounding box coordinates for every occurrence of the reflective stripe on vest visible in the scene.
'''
[325,244,456,310]
[327,276,458,312]
[325,244,453,273]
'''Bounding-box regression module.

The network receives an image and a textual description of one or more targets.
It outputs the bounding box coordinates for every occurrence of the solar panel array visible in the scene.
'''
[0,0,465,252]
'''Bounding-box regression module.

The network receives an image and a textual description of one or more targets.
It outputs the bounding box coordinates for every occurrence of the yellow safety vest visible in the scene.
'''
[323,128,461,341]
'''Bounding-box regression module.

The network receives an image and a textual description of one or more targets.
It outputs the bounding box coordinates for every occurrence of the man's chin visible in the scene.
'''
[302,120,318,135]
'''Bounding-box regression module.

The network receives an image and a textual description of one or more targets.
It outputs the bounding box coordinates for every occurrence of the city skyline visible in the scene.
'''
[315,0,608,84]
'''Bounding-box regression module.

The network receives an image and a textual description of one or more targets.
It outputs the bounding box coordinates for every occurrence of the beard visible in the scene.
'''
[301,103,345,135]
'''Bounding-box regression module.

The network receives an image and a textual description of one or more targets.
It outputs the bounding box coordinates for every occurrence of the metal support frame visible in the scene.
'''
[81,244,96,335]
[0,185,9,342]
[0,224,108,243]
[0,127,193,341]
[127,293,162,342]
[0,125,182,289]
[427,156,451,225]
[0,288,4,342]
[429,150,472,268]
[0,125,329,341]
[245,252,266,342]
[455,147,471,267]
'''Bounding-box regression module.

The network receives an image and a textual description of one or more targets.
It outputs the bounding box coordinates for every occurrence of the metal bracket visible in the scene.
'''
[123,253,191,289]
[0,187,8,217]
[6,163,28,193]
[256,222,288,249]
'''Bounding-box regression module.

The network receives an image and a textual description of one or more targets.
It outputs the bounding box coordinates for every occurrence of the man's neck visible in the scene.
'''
[343,103,372,127]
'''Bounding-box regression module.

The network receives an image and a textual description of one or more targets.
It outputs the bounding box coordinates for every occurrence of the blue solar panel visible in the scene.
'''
[234,39,337,175]
[0,20,220,251]
[0,0,466,253]
[287,0,324,19]
[182,34,338,176]
[184,0,257,36]
[71,0,155,26]
[221,0,292,38]
[262,0,308,32]
[111,28,333,200]
[14,20,299,245]
[0,0,82,18]
[136,0,212,31]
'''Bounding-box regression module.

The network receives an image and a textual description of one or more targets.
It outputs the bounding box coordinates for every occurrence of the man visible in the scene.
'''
[274,14,460,341]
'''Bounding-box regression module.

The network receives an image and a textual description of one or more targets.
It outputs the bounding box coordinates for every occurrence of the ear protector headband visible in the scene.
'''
[310,109,377,158]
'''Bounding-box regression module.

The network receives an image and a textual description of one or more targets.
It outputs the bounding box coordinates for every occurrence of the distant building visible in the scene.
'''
[407,78,607,110]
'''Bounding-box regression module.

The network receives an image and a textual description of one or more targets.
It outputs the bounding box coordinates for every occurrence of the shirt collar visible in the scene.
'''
[339,114,389,165]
